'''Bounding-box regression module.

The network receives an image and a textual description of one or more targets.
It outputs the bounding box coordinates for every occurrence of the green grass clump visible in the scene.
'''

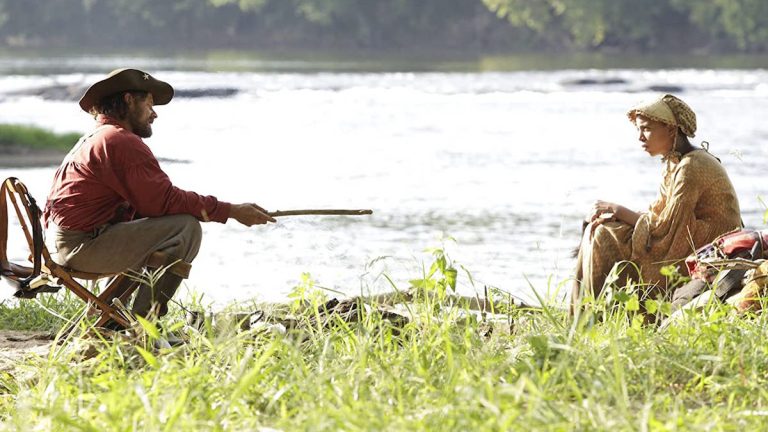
[0,291,85,333]
[1,249,767,431]
[0,124,79,151]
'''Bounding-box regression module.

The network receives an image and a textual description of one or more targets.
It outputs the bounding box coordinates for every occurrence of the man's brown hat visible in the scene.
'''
[78,68,174,113]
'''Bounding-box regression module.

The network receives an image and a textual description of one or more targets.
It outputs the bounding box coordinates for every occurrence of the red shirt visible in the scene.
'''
[44,115,231,231]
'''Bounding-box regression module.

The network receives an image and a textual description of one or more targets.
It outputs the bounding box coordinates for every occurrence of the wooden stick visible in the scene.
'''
[268,209,373,217]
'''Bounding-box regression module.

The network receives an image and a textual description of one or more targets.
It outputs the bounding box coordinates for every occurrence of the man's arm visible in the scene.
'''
[119,163,275,227]
[103,133,275,226]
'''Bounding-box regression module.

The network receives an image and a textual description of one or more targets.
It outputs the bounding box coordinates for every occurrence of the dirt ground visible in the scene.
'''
[0,330,54,371]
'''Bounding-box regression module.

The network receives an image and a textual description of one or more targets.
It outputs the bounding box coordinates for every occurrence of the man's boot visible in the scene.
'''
[132,272,184,319]
[98,276,139,331]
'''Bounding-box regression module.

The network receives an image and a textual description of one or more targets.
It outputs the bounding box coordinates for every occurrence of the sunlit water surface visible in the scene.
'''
[1,56,767,307]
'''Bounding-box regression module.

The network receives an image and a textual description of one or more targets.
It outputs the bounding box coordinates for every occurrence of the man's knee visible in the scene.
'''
[176,215,202,260]
[153,214,203,262]
[179,214,202,244]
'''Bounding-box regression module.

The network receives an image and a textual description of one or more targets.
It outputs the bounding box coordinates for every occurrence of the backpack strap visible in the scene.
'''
[0,177,44,291]
[0,178,12,276]
[26,185,44,283]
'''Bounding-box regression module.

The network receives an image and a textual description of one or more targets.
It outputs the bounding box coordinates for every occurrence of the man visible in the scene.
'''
[43,68,275,323]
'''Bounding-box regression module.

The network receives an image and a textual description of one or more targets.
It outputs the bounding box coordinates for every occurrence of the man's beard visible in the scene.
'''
[128,112,153,138]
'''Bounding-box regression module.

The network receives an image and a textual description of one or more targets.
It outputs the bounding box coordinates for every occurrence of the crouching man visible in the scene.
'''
[43,68,275,324]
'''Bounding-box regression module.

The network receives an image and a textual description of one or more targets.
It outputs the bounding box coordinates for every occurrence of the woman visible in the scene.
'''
[571,94,742,310]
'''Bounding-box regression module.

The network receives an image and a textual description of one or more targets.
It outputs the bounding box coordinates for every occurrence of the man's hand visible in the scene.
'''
[229,203,276,226]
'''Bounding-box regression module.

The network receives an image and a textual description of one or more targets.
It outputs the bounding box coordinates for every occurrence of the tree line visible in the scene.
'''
[0,0,765,53]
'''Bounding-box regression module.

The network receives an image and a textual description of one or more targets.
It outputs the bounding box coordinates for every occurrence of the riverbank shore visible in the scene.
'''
[0,124,77,168]
[0,144,65,168]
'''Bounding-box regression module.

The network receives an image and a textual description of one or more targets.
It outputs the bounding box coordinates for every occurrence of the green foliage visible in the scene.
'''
[0,0,505,51]
[672,0,768,51]
[482,0,694,50]
[757,196,768,225]
[287,272,328,314]
[409,245,458,298]
[2,247,768,429]
[208,0,268,12]
[0,291,85,332]
[660,264,690,290]
[0,0,762,52]
[0,124,79,152]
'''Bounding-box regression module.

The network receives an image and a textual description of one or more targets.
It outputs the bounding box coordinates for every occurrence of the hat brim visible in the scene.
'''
[79,68,174,113]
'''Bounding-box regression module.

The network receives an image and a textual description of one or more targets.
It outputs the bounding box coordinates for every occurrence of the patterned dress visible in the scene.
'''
[574,149,742,301]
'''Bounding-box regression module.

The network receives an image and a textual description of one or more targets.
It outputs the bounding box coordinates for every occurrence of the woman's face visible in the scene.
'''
[634,115,674,157]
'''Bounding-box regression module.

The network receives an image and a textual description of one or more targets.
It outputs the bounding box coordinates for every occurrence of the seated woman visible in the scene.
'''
[571,94,742,311]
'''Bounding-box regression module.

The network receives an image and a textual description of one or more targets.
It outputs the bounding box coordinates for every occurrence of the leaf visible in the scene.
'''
[527,335,549,355]
[437,255,447,272]
[409,279,436,290]
[428,261,440,278]
[660,301,673,316]
[626,295,640,312]
[136,315,160,340]
[444,267,458,291]
[631,315,644,330]
[660,265,679,277]
[645,299,658,314]
[614,291,631,303]
[136,346,159,368]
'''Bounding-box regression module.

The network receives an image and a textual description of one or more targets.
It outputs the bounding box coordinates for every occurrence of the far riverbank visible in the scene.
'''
[0,145,66,168]
[0,124,75,168]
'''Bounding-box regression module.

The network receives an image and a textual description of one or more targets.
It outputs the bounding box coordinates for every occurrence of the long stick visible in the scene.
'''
[268,209,373,217]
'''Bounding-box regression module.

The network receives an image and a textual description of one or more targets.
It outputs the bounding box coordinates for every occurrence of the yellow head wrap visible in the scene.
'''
[626,94,697,138]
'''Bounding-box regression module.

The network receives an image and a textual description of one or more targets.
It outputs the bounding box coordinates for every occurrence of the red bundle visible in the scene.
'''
[685,229,767,282]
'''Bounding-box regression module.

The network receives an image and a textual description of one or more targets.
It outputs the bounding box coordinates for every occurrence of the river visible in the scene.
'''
[1,53,767,307]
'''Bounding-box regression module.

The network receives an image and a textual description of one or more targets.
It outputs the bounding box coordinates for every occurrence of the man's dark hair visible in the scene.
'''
[89,90,149,119]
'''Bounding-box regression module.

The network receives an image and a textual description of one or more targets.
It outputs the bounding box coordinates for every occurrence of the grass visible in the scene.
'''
[0,124,79,151]
[0,250,767,431]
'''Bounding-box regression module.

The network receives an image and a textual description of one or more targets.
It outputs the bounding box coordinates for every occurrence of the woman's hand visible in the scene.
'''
[587,200,641,229]
[587,200,618,223]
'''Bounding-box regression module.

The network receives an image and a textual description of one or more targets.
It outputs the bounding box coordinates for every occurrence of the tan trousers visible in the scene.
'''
[48,214,202,317]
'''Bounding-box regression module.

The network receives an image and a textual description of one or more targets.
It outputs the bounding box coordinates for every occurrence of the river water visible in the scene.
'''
[1,54,767,307]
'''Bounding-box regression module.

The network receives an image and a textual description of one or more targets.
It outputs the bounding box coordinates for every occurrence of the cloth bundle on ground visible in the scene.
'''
[672,228,768,311]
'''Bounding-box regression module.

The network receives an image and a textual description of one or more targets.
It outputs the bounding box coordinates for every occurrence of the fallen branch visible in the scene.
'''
[268,209,373,217]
